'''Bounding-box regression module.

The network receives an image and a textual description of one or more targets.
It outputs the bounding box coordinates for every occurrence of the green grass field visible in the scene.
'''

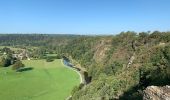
[0,59,80,100]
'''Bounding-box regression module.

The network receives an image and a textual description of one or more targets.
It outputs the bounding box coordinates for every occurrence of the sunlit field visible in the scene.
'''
[0,59,80,100]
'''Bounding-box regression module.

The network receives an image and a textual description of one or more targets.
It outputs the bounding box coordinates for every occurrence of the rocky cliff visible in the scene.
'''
[143,85,170,100]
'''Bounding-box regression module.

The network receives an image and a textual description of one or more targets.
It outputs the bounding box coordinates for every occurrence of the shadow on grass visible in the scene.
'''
[17,67,34,72]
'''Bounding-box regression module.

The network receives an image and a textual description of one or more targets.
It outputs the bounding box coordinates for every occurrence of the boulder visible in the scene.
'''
[143,85,170,100]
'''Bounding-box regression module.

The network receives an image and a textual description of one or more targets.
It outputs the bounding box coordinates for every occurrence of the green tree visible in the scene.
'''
[0,57,11,67]
[12,60,25,71]
[46,56,54,62]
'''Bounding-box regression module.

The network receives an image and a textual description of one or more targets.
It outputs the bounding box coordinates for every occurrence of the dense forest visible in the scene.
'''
[63,31,170,100]
[0,31,170,100]
[0,34,78,46]
[0,34,81,59]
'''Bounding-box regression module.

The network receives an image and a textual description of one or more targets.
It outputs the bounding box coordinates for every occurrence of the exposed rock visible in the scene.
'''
[127,52,135,68]
[143,85,170,100]
[93,39,112,63]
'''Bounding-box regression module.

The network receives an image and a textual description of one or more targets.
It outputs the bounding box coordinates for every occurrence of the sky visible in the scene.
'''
[0,0,170,34]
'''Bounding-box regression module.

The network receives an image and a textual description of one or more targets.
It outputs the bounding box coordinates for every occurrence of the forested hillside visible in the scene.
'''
[62,31,170,100]
[0,31,170,100]
[0,34,80,58]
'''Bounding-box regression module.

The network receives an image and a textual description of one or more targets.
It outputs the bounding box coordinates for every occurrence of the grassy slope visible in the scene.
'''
[0,59,80,100]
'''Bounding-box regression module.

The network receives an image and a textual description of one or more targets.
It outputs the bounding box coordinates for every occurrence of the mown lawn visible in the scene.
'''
[0,59,80,100]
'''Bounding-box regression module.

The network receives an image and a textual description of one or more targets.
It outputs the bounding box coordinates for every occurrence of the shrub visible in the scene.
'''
[46,57,54,62]
[12,60,25,71]
[0,57,11,67]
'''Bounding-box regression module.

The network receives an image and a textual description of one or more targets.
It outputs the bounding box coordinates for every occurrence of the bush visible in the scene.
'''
[0,57,11,67]
[12,60,25,71]
[46,57,54,62]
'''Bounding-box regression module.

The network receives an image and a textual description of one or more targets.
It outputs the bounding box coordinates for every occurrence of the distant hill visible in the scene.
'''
[0,34,80,46]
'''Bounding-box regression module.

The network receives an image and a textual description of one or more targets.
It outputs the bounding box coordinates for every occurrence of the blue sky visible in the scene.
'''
[0,0,170,34]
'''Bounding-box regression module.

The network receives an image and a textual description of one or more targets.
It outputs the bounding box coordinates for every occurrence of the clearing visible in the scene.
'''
[0,59,80,100]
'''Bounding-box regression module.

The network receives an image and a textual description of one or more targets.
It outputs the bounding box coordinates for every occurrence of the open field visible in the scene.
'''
[0,59,80,100]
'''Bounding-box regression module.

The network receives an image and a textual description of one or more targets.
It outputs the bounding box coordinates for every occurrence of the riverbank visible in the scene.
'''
[61,59,84,84]
[61,59,85,100]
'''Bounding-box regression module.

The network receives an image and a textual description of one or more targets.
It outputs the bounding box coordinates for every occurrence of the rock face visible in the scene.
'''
[143,85,170,100]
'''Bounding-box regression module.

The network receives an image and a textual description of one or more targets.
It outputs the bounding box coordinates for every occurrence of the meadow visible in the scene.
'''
[0,59,80,100]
